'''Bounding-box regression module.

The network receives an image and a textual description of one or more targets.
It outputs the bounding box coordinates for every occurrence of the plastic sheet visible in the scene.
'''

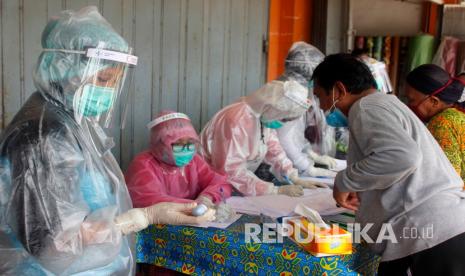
[432,36,460,75]
[0,6,135,275]
[200,80,307,196]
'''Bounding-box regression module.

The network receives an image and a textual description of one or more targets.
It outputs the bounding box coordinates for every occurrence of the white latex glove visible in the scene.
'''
[308,151,337,169]
[274,185,304,197]
[307,166,337,178]
[197,195,236,223]
[289,173,329,189]
[215,203,237,223]
[196,195,215,208]
[115,202,216,235]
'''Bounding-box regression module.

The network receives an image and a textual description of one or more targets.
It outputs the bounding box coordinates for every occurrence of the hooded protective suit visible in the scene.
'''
[125,111,232,208]
[276,42,337,177]
[0,7,136,275]
[200,80,313,196]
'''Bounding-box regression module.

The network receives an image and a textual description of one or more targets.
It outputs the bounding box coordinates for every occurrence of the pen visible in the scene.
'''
[220,187,226,204]
[282,175,294,185]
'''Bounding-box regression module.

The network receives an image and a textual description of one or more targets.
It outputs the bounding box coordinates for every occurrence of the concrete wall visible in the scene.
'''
[0,0,269,169]
[352,0,422,36]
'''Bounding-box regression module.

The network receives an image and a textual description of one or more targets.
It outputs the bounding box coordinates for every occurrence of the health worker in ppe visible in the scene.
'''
[0,7,214,275]
[200,80,327,197]
[125,111,235,223]
[275,41,339,178]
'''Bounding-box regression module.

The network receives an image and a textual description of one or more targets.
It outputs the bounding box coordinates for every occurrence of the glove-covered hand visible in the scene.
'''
[289,173,329,189]
[196,195,216,208]
[197,195,236,223]
[307,166,337,178]
[215,203,237,223]
[275,185,304,197]
[308,150,337,169]
[315,155,337,169]
[115,202,216,235]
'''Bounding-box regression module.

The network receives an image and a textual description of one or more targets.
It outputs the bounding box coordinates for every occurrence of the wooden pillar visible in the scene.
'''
[266,0,313,81]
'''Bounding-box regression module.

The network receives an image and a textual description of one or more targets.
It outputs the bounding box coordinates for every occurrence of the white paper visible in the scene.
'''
[226,188,347,219]
[300,176,335,188]
[294,203,330,229]
[190,214,243,229]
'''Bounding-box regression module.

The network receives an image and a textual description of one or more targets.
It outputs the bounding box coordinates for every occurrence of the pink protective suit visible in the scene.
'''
[125,110,232,208]
[200,80,309,196]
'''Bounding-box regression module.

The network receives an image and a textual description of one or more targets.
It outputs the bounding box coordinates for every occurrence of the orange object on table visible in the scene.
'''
[288,217,352,257]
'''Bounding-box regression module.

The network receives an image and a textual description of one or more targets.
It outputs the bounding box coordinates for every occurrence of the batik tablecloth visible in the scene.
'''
[136,215,380,275]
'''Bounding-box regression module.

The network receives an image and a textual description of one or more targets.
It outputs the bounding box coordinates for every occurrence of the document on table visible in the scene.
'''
[301,176,335,188]
[190,213,243,229]
[226,188,347,219]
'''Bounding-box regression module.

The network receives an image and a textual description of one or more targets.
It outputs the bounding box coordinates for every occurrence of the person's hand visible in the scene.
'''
[215,203,236,223]
[146,202,216,225]
[307,166,337,178]
[114,208,150,235]
[277,185,304,197]
[308,150,337,169]
[290,174,329,189]
[333,185,360,211]
[115,202,216,235]
[196,195,236,223]
[196,195,215,208]
[314,155,337,169]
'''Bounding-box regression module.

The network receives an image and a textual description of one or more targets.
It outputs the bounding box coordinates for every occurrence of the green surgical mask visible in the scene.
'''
[172,144,196,167]
[261,118,284,129]
[78,84,115,117]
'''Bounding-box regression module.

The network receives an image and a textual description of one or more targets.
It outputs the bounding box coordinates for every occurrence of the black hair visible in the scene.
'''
[350,48,369,57]
[312,53,377,95]
[406,64,465,108]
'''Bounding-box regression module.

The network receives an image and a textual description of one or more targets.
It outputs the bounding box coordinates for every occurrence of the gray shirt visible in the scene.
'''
[335,93,465,261]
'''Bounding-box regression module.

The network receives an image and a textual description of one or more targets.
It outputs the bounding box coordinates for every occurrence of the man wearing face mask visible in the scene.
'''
[312,54,465,275]
[125,110,234,222]
[200,80,327,197]
[0,7,214,275]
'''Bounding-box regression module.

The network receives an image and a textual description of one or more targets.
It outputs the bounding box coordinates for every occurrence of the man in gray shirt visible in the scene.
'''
[312,54,465,276]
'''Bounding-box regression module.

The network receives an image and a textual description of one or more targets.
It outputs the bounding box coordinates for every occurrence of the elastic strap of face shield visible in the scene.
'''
[283,90,311,110]
[42,48,138,66]
[147,113,190,129]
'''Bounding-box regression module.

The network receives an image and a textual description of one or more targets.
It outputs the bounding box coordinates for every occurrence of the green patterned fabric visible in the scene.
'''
[428,108,465,183]
[136,215,380,275]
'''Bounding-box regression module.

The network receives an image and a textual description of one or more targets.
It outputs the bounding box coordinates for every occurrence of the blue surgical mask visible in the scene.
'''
[308,80,314,89]
[172,144,196,167]
[261,119,284,129]
[78,84,115,117]
[325,108,348,127]
[325,88,348,127]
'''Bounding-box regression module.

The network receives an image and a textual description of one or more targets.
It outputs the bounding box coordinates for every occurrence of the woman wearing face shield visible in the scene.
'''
[405,64,465,183]
[0,7,213,275]
[200,80,328,197]
[125,111,234,222]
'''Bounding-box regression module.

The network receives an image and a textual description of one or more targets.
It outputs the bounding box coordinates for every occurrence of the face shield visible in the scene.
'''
[262,81,311,122]
[45,42,138,128]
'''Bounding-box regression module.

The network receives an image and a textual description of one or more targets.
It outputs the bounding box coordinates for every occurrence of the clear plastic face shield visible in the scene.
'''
[45,43,138,128]
[262,82,311,122]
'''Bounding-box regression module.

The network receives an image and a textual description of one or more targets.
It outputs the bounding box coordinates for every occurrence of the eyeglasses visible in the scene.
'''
[172,143,196,153]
